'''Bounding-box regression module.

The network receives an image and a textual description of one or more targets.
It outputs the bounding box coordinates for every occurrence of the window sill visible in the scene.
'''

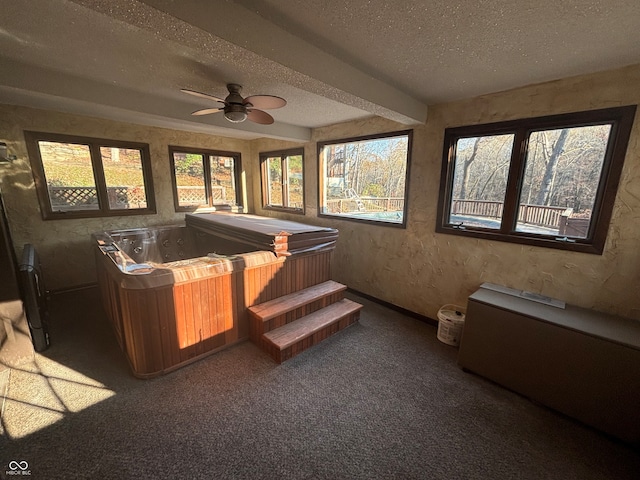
[436,225,603,254]
[263,206,305,215]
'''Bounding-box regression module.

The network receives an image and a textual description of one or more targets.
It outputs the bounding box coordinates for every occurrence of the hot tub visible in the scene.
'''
[94,213,338,378]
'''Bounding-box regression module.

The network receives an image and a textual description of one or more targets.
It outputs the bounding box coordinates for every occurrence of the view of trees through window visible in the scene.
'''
[451,134,512,229]
[518,126,610,235]
[450,125,611,237]
[319,130,412,225]
[439,105,637,253]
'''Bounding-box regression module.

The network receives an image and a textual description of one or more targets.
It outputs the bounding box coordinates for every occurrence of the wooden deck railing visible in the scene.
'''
[452,199,504,219]
[451,199,572,229]
[325,197,405,214]
[518,204,571,228]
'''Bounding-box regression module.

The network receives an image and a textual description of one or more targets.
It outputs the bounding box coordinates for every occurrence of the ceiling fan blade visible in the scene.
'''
[244,95,286,110]
[181,88,226,104]
[191,107,223,116]
[247,108,274,125]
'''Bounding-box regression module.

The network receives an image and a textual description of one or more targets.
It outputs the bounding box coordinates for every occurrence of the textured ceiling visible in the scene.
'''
[0,0,639,141]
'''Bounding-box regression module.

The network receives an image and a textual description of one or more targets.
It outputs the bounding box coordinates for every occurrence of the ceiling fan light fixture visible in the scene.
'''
[182,84,284,125]
[224,104,247,123]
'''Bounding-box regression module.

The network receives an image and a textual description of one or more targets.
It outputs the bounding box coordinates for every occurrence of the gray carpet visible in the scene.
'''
[1,287,639,479]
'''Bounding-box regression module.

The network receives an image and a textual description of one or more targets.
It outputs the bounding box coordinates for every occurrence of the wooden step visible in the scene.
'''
[248,280,346,322]
[262,298,362,363]
[248,280,347,343]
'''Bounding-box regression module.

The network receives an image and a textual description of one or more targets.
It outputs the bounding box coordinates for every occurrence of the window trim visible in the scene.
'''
[259,147,305,214]
[435,105,637,254]
[24,131,156,220]
[317,129,413,228]
[168,145,243,212]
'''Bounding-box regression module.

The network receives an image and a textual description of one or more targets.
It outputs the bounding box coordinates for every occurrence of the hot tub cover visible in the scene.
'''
[185,212,338,256]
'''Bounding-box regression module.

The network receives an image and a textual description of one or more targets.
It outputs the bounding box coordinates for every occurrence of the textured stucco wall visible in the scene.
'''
[252,65,640,320]
[417,66,640,321]
[0,105,252,290]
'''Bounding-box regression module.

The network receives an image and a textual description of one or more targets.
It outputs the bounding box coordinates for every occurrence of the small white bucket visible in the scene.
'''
[437,304,466,347]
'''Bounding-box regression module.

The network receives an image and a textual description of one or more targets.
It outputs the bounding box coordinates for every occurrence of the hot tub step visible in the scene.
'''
[248,280,347,340]
[261,298,362,363]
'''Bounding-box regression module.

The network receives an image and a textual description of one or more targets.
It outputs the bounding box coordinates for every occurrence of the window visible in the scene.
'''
[318,130,412,226]
[436,106,637,254]
[25,131,155,220]
[260,148,304,213]
[169,146,242,211]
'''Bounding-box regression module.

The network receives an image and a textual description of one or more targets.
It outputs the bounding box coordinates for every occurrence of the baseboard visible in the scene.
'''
[49,282,98,296]
[346,288,438,326]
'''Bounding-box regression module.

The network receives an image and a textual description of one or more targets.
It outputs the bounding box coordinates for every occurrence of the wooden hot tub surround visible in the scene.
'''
[94,212,361,377]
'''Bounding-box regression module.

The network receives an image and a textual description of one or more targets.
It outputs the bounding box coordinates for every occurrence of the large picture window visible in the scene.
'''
[260,148,304,213]
[169,146,242,211]
[318,130,412,226]
[436,106,637,254]
[25,131,155,220]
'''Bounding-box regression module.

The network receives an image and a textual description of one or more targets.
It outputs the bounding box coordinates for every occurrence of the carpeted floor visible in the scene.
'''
[1,287,639,479]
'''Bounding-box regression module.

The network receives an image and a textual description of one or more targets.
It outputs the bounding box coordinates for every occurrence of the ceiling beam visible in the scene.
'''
[75,0,428,125]
[0,58,311,141]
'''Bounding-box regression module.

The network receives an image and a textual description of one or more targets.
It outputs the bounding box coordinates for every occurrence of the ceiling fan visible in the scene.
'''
[181,83,286,125]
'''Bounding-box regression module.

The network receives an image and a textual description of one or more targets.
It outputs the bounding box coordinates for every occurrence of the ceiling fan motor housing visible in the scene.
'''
[226,84,244,103]
[224,84,248,122]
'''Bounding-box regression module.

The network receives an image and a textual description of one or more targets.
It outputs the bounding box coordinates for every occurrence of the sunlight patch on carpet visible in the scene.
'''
[1,356,115,439]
